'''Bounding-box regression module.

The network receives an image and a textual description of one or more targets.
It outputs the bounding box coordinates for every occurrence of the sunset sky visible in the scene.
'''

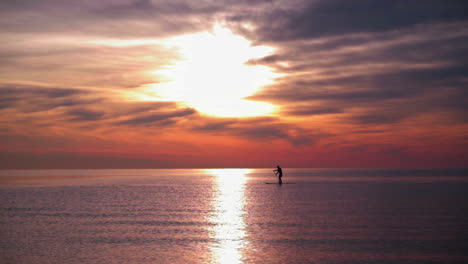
[1,0,467,169]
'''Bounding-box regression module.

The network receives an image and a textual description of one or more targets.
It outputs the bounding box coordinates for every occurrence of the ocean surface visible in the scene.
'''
[1,168,468,264]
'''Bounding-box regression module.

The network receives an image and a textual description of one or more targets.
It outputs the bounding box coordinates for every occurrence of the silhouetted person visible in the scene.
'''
[273,165,283,184]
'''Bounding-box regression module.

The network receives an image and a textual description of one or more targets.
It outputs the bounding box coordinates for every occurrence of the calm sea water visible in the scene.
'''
[1,168,467,264]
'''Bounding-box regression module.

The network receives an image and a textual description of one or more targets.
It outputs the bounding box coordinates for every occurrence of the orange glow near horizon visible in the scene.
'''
[134,24,280,118]
[208,169,250,263]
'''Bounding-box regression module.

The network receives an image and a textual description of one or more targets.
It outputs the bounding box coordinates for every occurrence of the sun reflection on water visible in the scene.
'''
[207,169,250,264]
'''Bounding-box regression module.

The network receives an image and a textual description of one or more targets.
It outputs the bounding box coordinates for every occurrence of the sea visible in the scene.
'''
[1,168,467,264]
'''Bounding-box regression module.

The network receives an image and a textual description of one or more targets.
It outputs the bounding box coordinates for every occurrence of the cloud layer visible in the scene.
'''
[1,0,467,168]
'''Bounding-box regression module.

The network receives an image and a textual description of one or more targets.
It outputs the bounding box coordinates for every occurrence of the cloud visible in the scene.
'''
[0,0,271,38]
[282,105,345,116]
[229,0,468,41]
[193,116,324,146]
[0,84,93,112]
[350,112,407,125]
[0,82,199,134]
[248,21,468,126]
[116,108,196,125]
[230,123,325,146]
[1,1,467,168]
[0,38,179,88]
[193,119,237,131]
[67,109,105,122]
[0,84,84,98]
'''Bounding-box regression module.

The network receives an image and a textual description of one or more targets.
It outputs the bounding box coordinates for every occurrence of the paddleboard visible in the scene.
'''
[265,182,296,184]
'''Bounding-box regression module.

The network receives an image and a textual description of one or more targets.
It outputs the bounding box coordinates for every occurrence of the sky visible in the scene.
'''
[0,0,467,169]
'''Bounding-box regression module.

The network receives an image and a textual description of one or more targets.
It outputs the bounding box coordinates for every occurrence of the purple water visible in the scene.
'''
[1,168,467,263]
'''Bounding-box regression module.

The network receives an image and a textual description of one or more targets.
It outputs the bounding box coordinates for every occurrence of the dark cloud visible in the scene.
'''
[248,20,468,126]
[193,116,279,131]
[0,84,102,113]
[283,105,344,116]
[117,108,196,125]
[0,85,93,112]
[116,101,179,115]
[234,124,316,146]
[0,96,18,110]
[235,124,288,139]
[253,79,417,103]
[193,120,237,131]
[0,0,270,38]
[254,63,468,125]
[350,111,407,125]
[0,85,84,98]
[0,83,198,133]
[37,87,84,98]
[96,0,222,19]
[193,117,324,146]
[0,83,181,114]
[234,125,313,146]
[67,109,105,122]
[231,0,468,41]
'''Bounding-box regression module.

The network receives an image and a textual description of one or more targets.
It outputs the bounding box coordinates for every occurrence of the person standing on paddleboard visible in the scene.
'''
[274,165,283,184]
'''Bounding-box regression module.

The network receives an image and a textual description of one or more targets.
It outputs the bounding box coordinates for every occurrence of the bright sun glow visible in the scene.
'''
[141,24,280,117]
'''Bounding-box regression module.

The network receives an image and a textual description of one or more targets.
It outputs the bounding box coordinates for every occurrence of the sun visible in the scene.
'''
[139,24,280,117]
